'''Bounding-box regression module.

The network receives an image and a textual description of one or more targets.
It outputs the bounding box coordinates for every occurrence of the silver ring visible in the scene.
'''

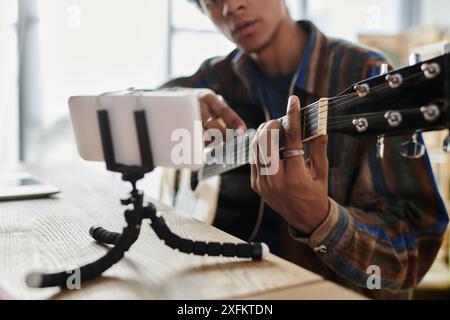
[283,149,305,159]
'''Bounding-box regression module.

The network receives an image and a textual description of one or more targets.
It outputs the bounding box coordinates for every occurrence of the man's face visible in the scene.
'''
[200,0,287,53]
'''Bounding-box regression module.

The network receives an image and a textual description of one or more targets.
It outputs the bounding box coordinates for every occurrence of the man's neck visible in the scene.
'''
[250,19,307,77]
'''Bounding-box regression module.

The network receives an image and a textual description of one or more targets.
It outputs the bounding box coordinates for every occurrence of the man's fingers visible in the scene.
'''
[285,96,303,150]
[200,101,226,138]
[252,123,267,168]
[310,135,329,180]
[250,123,266,193]
[261,120,283,164]
[260,120,284,187]
[284,96,306,171]
[251,120,285,194]
[203,94,247,132]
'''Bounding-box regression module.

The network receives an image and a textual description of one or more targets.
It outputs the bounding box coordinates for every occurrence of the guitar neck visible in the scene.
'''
[199,131,255,181]
[198,99,328,181]
[197,52,450,182]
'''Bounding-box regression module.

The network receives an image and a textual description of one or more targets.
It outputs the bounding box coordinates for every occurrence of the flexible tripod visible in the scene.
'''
[26,109,268,289]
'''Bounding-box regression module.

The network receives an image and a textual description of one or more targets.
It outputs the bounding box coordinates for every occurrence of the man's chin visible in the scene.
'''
[238,40,270,54]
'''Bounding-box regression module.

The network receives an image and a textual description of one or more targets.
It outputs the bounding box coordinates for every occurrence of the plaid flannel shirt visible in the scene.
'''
[161,20,449,299]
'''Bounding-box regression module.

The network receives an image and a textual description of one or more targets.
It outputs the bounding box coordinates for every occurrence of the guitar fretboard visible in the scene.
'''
[198,131,256,181]
[196,99,328,182]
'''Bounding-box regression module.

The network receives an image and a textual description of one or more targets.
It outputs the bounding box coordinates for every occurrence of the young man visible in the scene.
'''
[162,0,448,299]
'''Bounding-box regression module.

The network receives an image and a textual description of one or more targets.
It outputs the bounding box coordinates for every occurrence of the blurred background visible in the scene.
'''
[0,0,449,299]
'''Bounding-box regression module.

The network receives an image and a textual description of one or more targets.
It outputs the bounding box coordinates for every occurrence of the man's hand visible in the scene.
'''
[192,89,247,137]
[250,95,330,235]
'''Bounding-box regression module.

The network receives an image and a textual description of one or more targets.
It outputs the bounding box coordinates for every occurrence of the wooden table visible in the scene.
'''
[0,163,365,300]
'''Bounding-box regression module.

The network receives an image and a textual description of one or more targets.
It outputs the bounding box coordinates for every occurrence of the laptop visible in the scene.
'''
[0,172,60,202]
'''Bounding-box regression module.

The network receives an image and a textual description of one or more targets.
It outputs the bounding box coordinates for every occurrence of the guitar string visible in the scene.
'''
[202,114,407,178]
[209,71,425,163]
[280,90,360,115]
[303,71,424,122]
[200,115,430,180]
[304,74,425,131]
[201,108,423,179]
[201,106,423,179]
[308,110,407,127]
[202,115,386,179]
[308,110,414,128]
[307,108,428,131]
[303,76,424,133]
[281,106,427,141]
[324,108,429,131]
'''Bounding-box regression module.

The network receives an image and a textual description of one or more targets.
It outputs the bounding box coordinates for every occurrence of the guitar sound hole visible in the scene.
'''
[190,173,199,191]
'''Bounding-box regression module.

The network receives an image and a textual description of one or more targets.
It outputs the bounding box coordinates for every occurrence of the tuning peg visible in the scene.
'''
[354,84,370,97]
[386,73,403,88]
[401,133,425,159]
[444,131,450,153]
[377,135,385,159]
[352,118,369,132]
[409,53,421,66]
[421,63,441,79]
[385,111,403,127]
[420,104,441,122]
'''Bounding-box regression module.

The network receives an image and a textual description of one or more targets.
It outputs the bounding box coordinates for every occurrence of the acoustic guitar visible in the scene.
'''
[160,51,450,226]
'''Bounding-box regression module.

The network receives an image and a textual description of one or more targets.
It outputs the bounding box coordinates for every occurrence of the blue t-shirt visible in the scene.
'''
[256,72,294,119]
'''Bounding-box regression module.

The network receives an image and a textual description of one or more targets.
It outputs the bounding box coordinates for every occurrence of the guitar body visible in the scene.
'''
[159,169,221,225]
[172,169,222,225]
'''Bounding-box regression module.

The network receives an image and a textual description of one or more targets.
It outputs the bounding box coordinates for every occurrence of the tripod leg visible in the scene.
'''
[144,206,270,261]
[26,224,140,288]
[90,226,122,245]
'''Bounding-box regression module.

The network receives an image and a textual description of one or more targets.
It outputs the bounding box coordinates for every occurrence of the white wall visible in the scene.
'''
[422,0,450,30]
[37,0,169,128]
[25,0,170,162]
[0,0,19,165]
[307,0,403,41]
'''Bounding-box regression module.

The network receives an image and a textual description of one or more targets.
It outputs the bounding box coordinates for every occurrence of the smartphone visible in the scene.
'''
[0,172,60,202]
[68,91,204,170]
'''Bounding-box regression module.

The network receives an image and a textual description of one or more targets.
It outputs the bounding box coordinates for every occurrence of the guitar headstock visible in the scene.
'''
[324,52,449,140]
[301,50,450,158]
[326,53,450,136]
